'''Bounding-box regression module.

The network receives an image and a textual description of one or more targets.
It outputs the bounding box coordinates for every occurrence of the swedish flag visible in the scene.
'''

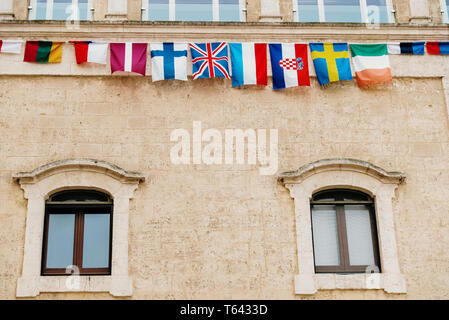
[309,43,353,86]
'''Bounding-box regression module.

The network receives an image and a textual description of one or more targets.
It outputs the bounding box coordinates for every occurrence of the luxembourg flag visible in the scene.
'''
[229,43,267,87]
[71,41,108,64]
[110,42,148,76]
[0,40,23,54]
[269,43,310,90]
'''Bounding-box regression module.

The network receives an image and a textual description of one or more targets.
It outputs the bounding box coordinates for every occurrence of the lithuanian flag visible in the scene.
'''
[23,41,63,63]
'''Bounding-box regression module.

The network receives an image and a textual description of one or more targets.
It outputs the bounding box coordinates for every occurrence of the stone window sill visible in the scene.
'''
[295,273,407,294]
[17,275,133,297]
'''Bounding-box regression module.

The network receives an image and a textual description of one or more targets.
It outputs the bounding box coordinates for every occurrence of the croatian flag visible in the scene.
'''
[426,42,449,55]
[0,40,23,54]
[229,43,267,87]
[110,42,148,76]
[150,42,188,82]
[269,43,310,90]
[189,42,230,79]
[71,41,108,64]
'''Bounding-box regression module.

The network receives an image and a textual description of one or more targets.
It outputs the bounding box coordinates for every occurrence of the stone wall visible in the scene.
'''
[0,75,448,299]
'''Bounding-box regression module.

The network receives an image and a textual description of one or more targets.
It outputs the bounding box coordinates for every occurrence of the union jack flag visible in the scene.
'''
[189,42,230,79]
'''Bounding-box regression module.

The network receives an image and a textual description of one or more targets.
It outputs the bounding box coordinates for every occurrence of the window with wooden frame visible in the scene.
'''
[42,189,113,276]
[310,189,381,274]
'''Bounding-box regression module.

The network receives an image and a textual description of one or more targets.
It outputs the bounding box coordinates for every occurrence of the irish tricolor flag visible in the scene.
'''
[24,41,64,63]
[350,44,392,87]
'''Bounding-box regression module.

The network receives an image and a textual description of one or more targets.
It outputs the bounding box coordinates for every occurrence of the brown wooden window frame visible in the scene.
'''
[41,192,113,276]
[310,189,381,274]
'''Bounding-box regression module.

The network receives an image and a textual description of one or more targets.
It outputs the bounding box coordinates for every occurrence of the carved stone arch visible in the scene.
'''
[13,159,145,297]
[278,158,407,295]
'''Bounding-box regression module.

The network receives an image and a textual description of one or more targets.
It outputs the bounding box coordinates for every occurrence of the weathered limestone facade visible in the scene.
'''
[0,0,448,299]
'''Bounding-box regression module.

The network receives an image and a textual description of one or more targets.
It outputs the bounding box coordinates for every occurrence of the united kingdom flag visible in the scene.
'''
[189,42,230,79]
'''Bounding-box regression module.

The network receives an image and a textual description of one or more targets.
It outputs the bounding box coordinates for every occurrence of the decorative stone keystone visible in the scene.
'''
[259,0,282,22]
[0,0,14,20]
[106,0,128,21]
[409,0,432,24]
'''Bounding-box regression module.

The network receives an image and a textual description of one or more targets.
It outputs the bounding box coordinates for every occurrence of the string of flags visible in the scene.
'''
[0,39,448,89]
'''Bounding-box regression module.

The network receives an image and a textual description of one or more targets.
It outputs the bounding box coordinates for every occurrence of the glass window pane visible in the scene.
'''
[219,0,240,22]
[50,189,111,203]
[324,0,361,22]
[46,214,75,269]
[82,214,110,269]
[341,190,370,201]
[311,205,340,266]
[344,205,375,266]
[36,0,48,20]
[53,0,72,20]
[366,0,390,23]
[176,0,213,21]
[298,0,320,22]
[446,0,449,22]
[78,0,89,21]
[312,190,336,202]
[148,0,170,21]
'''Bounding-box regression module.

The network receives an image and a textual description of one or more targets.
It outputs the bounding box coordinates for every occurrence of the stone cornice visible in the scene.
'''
[13,158,146,184]
[0,21,448,41]
[278,158,406,185]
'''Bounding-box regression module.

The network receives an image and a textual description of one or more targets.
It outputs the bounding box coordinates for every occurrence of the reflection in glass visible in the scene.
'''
[298,0,320,22]
[366,0,390,23]
[78,0,89,21]
[46,214,75,268]
[82,214,110,268]
[311,205,340,266]
[324,0,361,22]
[219,0,240,22]
[53,0,72,20]
[344,205,375,266]
[36,0,48,20]
[176,0,213,21]
[148,0,170,21]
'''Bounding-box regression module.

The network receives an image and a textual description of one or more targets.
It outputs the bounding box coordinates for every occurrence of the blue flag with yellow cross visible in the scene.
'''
[309,43,352,86]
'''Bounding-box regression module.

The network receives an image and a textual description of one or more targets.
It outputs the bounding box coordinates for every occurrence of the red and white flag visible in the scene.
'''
[110,42,148,76]
[71,41,108,64]
[0,40,23,54]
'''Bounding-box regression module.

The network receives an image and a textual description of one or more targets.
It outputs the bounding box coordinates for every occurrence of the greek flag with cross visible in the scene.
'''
[309,43,352,86]
[150,42,188,82]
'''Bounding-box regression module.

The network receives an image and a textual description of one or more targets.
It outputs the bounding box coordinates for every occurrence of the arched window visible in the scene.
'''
[14,159,145,297]
[279,158,406,294]
[42,190,113,276]
[310,189,380,273]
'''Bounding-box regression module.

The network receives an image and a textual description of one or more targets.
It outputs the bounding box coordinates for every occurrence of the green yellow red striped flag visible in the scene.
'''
[23,41,63,63]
